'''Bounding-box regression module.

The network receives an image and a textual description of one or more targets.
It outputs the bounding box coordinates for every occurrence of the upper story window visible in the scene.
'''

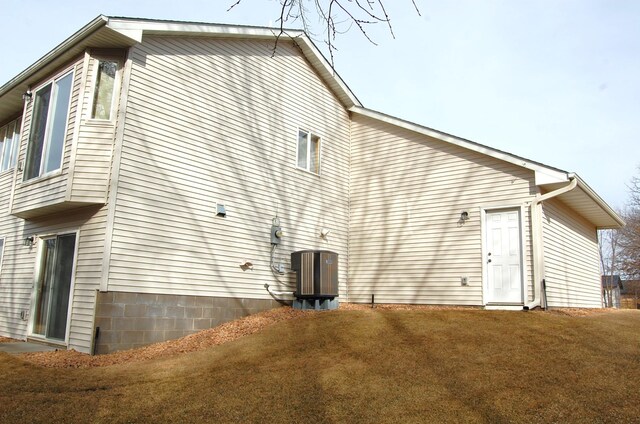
[0,117,21,172]
[24,70,74,180]
[91,59,118,120]
[297,129,321,175]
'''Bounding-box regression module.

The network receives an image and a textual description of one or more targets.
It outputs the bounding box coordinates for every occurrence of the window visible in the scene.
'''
[24,71,73,180]
[91,60,118,120]
[0,117,21,172]
[297,129,320,174]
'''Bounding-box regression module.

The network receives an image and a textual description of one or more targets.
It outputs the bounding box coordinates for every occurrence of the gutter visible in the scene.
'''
[524,176,578,310]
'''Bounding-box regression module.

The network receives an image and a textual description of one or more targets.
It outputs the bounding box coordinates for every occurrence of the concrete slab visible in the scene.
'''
[0,342,60,354]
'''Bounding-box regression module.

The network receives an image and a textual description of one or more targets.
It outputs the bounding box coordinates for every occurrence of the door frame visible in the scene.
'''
[27,230,80,345]
[480,205,526,306]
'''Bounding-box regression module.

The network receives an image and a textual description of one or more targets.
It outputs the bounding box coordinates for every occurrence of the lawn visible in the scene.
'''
[1,308,639,423]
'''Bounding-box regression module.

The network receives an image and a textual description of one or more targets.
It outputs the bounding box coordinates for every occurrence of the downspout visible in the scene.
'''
[524,176,578,310]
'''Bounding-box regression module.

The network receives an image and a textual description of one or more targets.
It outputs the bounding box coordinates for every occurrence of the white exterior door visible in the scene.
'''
[485,209,523,304]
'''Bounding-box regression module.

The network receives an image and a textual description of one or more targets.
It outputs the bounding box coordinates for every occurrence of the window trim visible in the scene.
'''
[296,128,322,175]
[0,117,22,174]
[88,56,122,122]
[27,230,80,345]
[23,67,75,182]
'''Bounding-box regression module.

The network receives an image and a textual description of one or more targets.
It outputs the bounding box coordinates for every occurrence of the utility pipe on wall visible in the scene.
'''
[524,176,578,311]
[264,283,294,298]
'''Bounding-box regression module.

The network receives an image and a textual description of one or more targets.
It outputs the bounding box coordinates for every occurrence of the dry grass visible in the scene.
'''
[1,307,639,423]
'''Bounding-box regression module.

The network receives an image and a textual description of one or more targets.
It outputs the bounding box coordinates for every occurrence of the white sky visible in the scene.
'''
[1,0,638,210]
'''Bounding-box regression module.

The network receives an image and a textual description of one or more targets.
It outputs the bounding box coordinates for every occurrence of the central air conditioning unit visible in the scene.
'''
[291,250,339,310]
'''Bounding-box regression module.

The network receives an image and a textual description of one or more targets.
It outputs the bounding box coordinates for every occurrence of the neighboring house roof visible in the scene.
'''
[0,15,625,230]
[601,275,623,289]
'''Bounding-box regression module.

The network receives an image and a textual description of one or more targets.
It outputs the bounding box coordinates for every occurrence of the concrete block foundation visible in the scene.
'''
[93,292,283,354]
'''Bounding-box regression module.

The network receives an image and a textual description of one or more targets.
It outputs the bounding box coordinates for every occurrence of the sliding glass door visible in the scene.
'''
[32,233,76,341]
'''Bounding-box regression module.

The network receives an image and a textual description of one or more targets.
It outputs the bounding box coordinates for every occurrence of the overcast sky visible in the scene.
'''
[1,0,638,210]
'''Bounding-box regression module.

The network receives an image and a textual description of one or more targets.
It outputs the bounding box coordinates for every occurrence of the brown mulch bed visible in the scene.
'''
[15,303,614,369]
[19,307,309,369]
[0,336,19,343]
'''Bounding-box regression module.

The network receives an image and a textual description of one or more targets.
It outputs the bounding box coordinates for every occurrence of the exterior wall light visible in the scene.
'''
[460,211,470,221]
[24,236,35,247]
[22,90,32,102]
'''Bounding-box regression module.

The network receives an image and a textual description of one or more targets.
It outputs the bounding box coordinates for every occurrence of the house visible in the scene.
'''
[621,279,640,309]
[0,16,624,354]
[601,275,622,308]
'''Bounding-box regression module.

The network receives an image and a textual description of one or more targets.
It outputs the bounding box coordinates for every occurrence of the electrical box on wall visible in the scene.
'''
[270,225,282,245]
[461,276,469,286]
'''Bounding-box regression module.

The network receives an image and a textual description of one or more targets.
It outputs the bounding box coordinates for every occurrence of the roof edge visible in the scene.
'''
[104,17,361,108]
[350,106,568,181]
[571,173,626,228]
[0,15,108,97]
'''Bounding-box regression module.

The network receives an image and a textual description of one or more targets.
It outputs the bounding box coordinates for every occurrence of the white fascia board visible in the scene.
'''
[105,17,361,108]
[351,106,569,182]
[571,173,626,228]
[106,17,299,40]
[0,15,108,96]
[534,169,569,185]
[293,35,362,108]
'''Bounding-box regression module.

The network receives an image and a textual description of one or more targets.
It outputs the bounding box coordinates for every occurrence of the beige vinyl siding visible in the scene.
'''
[0,170,28,339]
[107,36,350,298]
[11,54,115,218]
[0,206,108,351]
[11,59,83,217]
[66,54,119,204]
[349,114,535,305]
[25,207,108,352]
[542,197,602,308]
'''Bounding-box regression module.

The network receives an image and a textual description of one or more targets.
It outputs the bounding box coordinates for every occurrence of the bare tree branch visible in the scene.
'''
[228,0,421,68]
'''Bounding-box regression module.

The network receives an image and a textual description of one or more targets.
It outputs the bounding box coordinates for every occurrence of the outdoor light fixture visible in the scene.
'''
[22,90,32,102]
[23,236,35,247]
[460,211,470,221]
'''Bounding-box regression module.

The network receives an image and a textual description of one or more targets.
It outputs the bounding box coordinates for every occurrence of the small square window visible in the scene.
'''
[297,129,320,174]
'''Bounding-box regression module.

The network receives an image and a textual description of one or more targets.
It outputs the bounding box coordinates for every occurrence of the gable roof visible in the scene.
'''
[0,16,624,229]
[351,107,624,229]
[0,15,361,123]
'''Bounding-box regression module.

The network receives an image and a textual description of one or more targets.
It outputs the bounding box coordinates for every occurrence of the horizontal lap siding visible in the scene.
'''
[0,171,28,339]
[109,37,350,299]
[70,121,113,203]
[0,54,110,350]
[16,207,108,353]
[11,59,83,215]
[350,114,535,305]
[542,198,601,308]
[69,56,113,204]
